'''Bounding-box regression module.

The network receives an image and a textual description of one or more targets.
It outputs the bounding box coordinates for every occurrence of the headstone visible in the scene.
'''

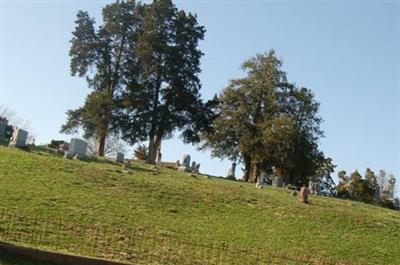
[272,176,283,187]
[259,171,269,185]
[178,154,191,172]
[226,162,236,179]
[8,128,28,148]
[0,122,6,139]
[195,163,200,173]
[176,160,180,168]
[68,138,87,158]
[308,181,321,195]
[116,152,124,163]
[300,186,309,203]
[182,154,190,168]
[191,162,196,172]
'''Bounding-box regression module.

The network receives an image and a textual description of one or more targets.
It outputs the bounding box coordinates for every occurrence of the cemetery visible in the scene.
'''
[1,0,399,265]
[0,142,400,265]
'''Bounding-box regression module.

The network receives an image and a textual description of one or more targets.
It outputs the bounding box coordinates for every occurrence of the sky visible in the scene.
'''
[1,0,399,189]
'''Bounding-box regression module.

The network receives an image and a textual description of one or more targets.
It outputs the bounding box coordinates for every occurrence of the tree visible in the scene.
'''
[114,0,208,164]
[201,50,324,185]
[61,1,142,156]
[312,157,336,196]
[347,170,368,202]
[364,168,379,203]
[336,170,350,198]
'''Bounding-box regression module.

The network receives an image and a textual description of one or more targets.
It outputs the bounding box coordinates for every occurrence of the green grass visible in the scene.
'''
[0,146,399,264]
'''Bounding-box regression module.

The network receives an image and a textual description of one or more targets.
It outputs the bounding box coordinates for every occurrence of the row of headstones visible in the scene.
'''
[225,162,322,195]
[256,172,321,195]
[62,139,124,163]
[176,154,200,173]
[0,124,125,163]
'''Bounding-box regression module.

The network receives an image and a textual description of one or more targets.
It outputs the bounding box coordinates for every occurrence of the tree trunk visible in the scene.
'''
[242,154,252,182]
[146,136,156,164]
[146,133,162,164]
[250,162,260,183]
[96,134,106,157]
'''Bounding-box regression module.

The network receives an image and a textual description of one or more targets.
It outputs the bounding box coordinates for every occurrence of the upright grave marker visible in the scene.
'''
[67,138,87,159]
[8,129,28,148]
[116,152,124,163]
[178,154,191,172]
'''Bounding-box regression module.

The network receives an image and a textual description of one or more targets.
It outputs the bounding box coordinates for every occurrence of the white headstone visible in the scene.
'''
[8,129,28,148]
[116,152,124,163]
[68,138,87,158]
[0,122,6,139]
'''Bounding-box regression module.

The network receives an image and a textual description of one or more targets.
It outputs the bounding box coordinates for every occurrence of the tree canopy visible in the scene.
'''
[113,0,211,163]
[61,1,142,156]
[202,50,328,186]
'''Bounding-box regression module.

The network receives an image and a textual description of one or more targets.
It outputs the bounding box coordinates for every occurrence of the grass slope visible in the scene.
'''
[0,146,399,264]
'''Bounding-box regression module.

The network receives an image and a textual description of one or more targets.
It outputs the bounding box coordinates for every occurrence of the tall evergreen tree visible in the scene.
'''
[202,51,324,185]
[114,0,208,164]
[61,1,142,156]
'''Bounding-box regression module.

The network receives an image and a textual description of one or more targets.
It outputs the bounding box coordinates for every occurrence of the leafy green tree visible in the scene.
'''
[202,50,324,185]
[336,170,350,198]
[365,168,379,203]
[347,170,365,201]
[312,157,336,196]
[61,1,141,156]
[115,0,208,164]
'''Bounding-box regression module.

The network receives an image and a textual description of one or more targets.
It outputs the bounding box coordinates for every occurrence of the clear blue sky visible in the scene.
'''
[1,1,399,188]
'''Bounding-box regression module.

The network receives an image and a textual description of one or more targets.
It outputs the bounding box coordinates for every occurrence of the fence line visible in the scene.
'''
[0,208,334,265]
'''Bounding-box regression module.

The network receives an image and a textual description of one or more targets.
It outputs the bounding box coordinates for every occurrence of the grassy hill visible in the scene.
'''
[0,145,399,265]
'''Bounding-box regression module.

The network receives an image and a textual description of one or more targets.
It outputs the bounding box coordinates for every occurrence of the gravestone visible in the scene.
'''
[67,138,87,158]
[259,171,269,185]
[194,163,200,173]
[226,162,236,179]
[300,186,309,203]
[178,154,191,172]
[156,146,162,163]
[272,176,284,187]
[0,122,6,139]
[116,152,124,163]
[308,181,321,195]
[8,128,28,148]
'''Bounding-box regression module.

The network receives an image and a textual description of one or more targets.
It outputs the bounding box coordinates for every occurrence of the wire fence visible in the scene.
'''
[0,207,335,265]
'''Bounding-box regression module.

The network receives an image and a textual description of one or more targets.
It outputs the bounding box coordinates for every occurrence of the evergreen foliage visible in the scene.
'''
[202,50,327,186]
